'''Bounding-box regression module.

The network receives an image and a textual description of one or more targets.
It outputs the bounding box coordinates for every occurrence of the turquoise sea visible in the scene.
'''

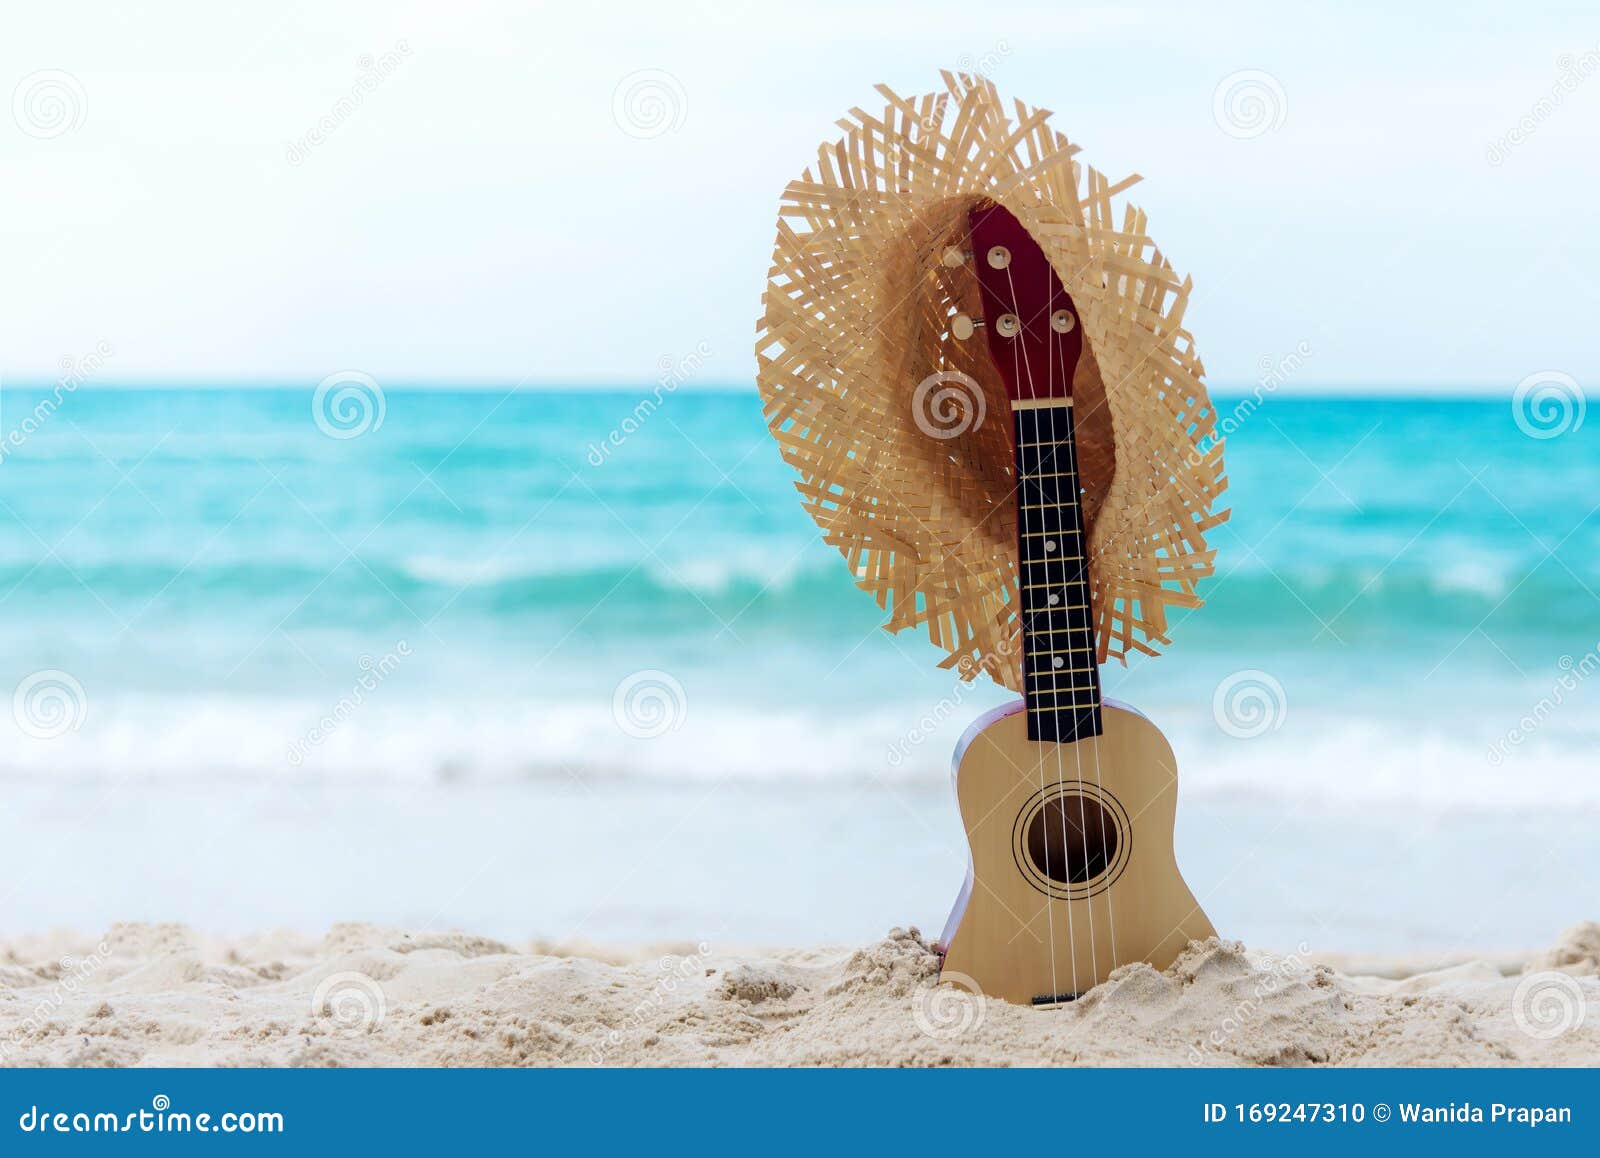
[0,385,1595,949]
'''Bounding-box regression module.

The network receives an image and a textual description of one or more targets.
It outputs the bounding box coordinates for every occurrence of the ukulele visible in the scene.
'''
[936,202,1215,1006]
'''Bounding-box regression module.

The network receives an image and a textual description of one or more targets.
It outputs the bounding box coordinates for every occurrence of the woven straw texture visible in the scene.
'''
[755,73,1228,691]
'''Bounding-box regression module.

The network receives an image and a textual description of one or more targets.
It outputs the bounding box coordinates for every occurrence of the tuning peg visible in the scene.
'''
[942,247,972,268]
[951,313,983,340]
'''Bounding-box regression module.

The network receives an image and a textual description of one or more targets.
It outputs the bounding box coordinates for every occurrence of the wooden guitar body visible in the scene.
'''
[938,699,1214,1006]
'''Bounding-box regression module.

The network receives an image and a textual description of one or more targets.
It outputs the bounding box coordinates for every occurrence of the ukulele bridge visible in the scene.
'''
[1030,991,1079,1007]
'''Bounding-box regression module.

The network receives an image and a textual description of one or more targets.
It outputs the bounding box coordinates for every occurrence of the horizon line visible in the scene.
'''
[0,378,1552,399]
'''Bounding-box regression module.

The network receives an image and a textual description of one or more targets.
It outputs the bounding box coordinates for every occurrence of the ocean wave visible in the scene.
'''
[0,554,869,633]
[399,554,567,587]
[4,693,1598,813]
[0,514,1593,659]
[396,551,823,596]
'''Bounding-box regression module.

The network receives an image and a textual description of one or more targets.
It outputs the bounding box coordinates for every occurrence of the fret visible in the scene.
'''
[1019,620,1091,633]
[1019,559,1087,570]
[1019,563,1089,580]
[1020,602,1086,615]
[1019,589,1087,604]
[1017,491,1083,508]
[1018,550,1088,564]
[1017,493,1082,510]
[1014,503,1079,521]
[1017,487,1083,506]
[1016,455,1072,474]
[1016,469,1077,482]
[1024,634,1093,646]
[1028,715,1100,743]
[1026,684,1104,700]
[1013,400,1100,743]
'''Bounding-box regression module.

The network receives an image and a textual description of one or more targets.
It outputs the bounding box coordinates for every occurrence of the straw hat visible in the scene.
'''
[755,73,1228,691]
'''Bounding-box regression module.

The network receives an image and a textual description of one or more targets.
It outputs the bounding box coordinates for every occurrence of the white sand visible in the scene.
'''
[3,921,1598,1066]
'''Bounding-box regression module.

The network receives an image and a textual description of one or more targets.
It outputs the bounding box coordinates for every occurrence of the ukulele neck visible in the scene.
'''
[1014,399,1102,743]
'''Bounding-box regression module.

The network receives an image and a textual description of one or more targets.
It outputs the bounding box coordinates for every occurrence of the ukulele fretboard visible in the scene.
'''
[1013,402,1102,743]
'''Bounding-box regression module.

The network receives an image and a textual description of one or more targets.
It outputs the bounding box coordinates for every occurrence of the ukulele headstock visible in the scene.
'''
[954,203,1083,407]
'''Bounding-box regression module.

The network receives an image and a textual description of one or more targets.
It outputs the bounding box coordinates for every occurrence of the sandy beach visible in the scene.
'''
[3,921,1596,1067]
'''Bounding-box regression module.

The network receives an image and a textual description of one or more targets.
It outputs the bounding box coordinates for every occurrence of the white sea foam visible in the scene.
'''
[4,693,1597,813]
[399,553,555,586]
[1430,558,1511,598]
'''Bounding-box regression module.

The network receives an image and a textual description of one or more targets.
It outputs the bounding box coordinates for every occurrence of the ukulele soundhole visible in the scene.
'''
[1025,796,1117,884]
[1011,785,1131,900]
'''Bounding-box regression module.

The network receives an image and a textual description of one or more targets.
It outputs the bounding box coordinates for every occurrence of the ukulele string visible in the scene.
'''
[1070,405,1119,972]
[1004,280,1063,1003]
[1002,257,1079,998]
[1007,256,1097,991]
[1040,261,1101,987]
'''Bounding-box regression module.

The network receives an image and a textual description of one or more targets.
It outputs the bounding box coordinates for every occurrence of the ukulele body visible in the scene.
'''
[938,699,1215,1006]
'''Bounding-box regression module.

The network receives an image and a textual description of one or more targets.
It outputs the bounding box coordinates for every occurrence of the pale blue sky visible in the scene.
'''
[4,1,1598,392]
